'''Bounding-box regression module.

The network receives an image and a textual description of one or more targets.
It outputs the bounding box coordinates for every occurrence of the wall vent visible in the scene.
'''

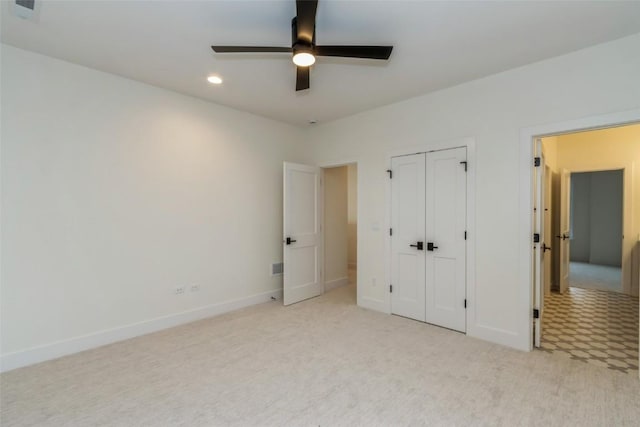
[14,0,38,20]
[16,0,35,10]
[271,262,284,276]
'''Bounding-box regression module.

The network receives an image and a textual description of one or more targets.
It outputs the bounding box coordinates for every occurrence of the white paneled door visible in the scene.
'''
[283,162,323,306]
[390,148,467,331]
[425,147,467,332]
[390,154,427,321]
[533,140,546,347]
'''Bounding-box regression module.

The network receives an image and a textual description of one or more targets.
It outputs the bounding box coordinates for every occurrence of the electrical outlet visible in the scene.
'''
[190,284,200,292]
[174,286,185,295]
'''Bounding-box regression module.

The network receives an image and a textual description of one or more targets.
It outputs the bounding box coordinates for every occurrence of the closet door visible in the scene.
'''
[390,154,426,322]
[425,148,467,332]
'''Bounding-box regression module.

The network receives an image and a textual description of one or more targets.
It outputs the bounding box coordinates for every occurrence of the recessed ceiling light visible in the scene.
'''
[207,75,223,85]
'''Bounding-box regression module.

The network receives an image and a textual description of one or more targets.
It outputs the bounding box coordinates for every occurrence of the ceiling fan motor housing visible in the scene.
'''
[291,17,314,52]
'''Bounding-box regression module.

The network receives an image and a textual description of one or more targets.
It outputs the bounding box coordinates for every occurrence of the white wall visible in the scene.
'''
[323,166,348,286]
[306,34,640,350]
[0,45,306,370]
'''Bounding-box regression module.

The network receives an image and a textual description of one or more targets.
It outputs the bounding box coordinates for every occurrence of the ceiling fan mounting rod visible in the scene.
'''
[291,17,314,50]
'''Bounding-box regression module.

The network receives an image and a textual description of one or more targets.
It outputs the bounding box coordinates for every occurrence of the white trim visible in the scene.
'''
[0,288,282,373]
[324,276,349,292]
[358,296,387,313]
[519,108,640,352]
[384,137,477,334]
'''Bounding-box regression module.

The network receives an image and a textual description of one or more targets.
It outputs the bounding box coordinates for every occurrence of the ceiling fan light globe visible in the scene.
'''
[292,52,315,67]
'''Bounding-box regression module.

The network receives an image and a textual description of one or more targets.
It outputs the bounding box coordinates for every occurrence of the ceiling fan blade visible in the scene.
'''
[296,0,318,44]
[315,45,393,60]
[296,66,310,91]
[211,46,292,53]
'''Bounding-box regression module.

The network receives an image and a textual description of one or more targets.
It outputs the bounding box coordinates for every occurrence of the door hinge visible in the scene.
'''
[389,228,393,236]
[386,169,392,179]
[464,231,467,240]
[533,308,540,319]
[389,284,393,293]
[534,157,541,167]
[533,233,540,243]
[464,299,467,309]
[460,161,468,172]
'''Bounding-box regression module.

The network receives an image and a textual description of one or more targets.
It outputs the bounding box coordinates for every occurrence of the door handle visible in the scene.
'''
[409,241,424,250]
[286,237,297,245]
[427,242,438,251]
[542,243,551,252]
[555,234,569,241]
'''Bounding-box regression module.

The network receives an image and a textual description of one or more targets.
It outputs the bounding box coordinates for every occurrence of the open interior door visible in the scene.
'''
[558,169,571,294]
[283,162,323,305]
[533,140,546,347]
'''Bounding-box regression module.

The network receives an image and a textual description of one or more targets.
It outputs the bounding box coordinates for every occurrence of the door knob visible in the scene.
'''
[410,241,424,250]
[286,237,297,245]
[427,242,438,251]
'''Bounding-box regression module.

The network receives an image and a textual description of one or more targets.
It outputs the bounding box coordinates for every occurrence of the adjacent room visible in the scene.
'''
[536,124,640,374]
[2,1,640,425]
[323,163,358,297]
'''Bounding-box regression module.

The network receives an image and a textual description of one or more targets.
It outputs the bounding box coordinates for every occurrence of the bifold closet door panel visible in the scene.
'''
[425,148,467,332]
[390,153,426,322]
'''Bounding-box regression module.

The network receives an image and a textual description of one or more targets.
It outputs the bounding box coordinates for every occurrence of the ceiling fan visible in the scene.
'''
[211,0,393,91]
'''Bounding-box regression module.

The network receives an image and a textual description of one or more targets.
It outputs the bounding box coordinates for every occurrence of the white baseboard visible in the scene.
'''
[358,296,388,314]
[0,288,282,373]
[324,276,349,292]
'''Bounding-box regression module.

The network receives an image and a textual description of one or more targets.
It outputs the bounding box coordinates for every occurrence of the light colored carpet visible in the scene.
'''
[570,262,622,293]
[2,283,639,426]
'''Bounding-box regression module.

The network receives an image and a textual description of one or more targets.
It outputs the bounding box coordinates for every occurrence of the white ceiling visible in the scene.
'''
[3,1,640,126]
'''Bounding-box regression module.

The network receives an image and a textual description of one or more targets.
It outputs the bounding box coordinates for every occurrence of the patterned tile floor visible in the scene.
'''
[541,287,639,374]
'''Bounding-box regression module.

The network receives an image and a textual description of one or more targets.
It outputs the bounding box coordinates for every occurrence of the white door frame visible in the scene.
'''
[318,159,360,301]
[384,137,476,335]
[519,108,640,352]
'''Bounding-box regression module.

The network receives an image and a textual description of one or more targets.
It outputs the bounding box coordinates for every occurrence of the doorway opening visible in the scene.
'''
[569,170,623,292]
[323,163,358,303]
[282,161,358,306]
[533,123,640,375]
